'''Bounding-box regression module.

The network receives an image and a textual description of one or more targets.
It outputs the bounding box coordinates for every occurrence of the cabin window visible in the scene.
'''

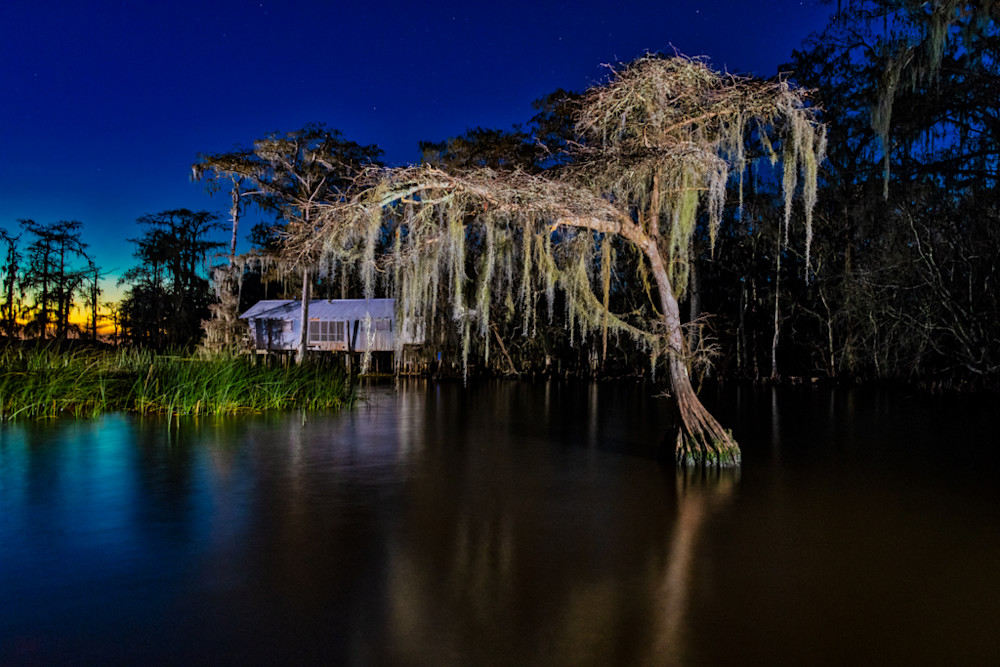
[374,319,392,332]
[267,320,288,337]
[308,320,345,342]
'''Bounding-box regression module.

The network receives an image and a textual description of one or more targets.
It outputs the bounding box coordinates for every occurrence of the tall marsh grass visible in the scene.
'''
[0,345,353,420]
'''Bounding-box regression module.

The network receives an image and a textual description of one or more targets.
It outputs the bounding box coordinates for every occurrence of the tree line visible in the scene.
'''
[6,0,995,397]
[0,220,101,341]
[0,210,224,348]
[774,0,1000,389]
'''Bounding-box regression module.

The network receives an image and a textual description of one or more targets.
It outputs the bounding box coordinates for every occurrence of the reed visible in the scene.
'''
[0,345,353,420]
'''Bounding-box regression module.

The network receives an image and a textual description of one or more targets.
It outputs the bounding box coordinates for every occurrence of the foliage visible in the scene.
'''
[770,0,1000,387]
[572,54,826,286]
[0,344,353,420]
[18,219,91,339]
[828,0,1000,196]
[0,228,20,337]
[119,209,224,349]
[418,90,582,174]
[420,126,538,171]
[0,344,119,419]
[120,349,353,415]
[281,56,823,375]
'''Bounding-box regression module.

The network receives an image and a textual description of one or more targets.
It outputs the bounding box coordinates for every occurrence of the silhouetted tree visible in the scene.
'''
[0,228,21,338]
[84,260,107,341]
[418,89,582,174]
[20,220,90,340]
[119,209,224,348]
[50,220,88,338]
[420,126,538,171]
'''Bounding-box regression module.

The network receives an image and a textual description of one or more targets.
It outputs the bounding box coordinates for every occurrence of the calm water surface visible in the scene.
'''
[1,381,998,665]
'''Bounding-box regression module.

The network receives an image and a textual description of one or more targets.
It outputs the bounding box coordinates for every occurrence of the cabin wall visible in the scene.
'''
[348,319,394,352]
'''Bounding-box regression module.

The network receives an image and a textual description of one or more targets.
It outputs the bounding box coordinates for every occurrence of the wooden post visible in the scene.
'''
[297,269,310,365]
[346,319,360,377]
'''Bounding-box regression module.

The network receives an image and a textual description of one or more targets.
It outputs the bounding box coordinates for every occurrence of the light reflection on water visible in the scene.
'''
[1,381,998,665]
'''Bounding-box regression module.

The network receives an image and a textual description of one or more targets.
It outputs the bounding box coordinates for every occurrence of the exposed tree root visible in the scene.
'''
[671,367,741,468]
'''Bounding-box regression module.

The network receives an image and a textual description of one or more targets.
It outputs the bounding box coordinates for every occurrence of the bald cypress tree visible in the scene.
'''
[0,229,20,338]
[280,55,825,467]
[120,210,224,348]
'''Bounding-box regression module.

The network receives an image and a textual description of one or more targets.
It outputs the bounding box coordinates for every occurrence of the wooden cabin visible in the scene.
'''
[239,298,422,355]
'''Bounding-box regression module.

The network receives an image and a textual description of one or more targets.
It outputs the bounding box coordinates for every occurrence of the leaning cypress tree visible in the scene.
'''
[281,55,825,467]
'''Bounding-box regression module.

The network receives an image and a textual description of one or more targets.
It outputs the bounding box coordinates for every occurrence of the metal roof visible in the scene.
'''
[239,298,396,321]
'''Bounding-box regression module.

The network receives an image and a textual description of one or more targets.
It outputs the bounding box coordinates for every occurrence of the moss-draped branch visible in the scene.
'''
[279,56,825,368]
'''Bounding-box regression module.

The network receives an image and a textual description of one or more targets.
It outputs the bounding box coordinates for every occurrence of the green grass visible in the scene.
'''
[0,345,354,420]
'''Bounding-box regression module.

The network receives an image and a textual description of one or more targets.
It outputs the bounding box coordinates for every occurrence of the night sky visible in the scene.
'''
[1,0,834,296]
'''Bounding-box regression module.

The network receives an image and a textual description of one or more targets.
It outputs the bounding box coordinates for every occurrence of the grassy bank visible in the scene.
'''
[0,346,353,420]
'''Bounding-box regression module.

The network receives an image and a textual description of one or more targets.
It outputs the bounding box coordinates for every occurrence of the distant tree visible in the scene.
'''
[418,90,582,174]
[49,220,89,338]
[823,0,1000,196]
[528,88,584,167]
[103,299,121,346]
[191,146,259,270]
[84,260,107,341]
[19,220,55,339]
[0,228,21,337]
[119,238,165,347]
[193,123,383,359]
[119,209,224,348]
[420,126,538,171]
[19,220,90,340]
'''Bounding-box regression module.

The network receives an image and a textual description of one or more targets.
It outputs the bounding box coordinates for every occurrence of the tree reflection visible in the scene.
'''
[380,384,740,665]
[649,467,739,664]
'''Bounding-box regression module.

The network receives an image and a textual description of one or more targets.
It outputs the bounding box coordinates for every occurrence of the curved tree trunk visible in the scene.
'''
[643,237,741,467]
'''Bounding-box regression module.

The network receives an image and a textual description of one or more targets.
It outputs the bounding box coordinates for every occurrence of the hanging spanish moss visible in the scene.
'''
[575,55,826,286]
[872,51,906,200]
[855,0,1000,200]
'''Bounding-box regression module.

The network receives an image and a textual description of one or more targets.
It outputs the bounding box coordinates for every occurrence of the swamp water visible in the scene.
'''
[1,381,998,665]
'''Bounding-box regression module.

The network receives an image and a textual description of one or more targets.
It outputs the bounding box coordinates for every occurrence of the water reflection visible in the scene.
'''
[2,382,999,665]
[650,468,738,664]
[371,382,737,665]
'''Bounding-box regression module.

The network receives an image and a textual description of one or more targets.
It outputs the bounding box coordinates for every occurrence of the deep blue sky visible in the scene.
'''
[1,0,834,296]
